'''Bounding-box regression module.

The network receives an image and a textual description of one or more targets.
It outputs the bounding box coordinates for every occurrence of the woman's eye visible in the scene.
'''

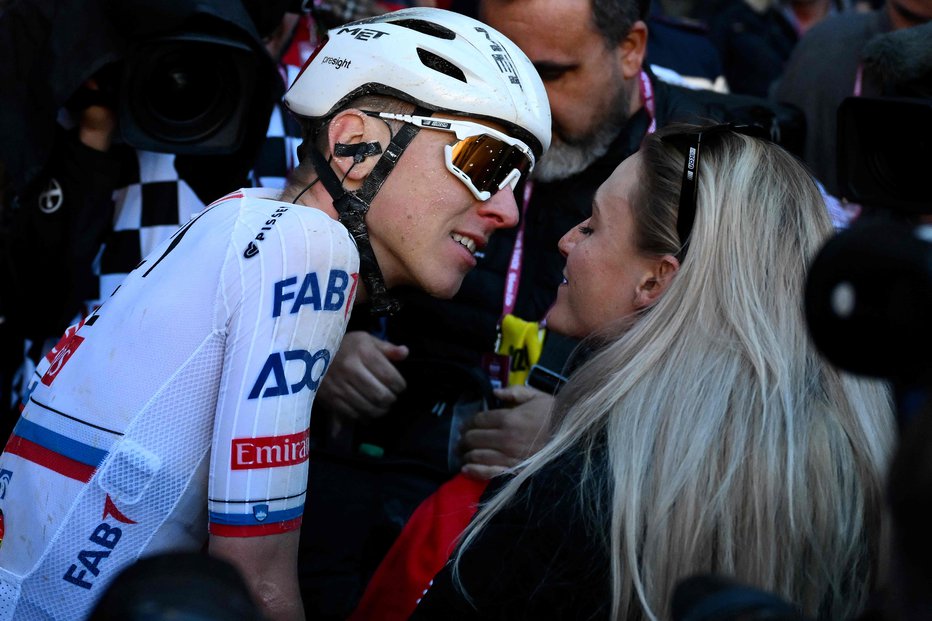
[578,225,594,235]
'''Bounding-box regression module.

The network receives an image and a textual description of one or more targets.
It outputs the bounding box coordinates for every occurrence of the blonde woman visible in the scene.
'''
[411,124,894,620]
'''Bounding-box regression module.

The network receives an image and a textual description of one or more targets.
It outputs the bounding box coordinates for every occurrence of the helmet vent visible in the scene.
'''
[389,18,456,40]
[416,48,467,83]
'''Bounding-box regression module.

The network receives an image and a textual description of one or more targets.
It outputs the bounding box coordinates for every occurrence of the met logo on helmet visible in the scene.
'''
[336,27,389,41]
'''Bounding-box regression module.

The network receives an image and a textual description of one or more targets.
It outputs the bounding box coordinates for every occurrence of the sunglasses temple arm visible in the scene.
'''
[444,145,492,201]
[497,168,522,191]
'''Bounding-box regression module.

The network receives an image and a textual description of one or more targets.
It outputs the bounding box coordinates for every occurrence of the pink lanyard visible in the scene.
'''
[639,69,657,135]
[501,181,534,318]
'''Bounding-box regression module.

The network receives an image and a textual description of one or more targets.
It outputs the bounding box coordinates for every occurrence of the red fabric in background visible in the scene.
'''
[348,474,488,621]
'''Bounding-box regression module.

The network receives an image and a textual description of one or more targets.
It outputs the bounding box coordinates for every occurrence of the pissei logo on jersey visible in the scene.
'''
[248,349,331,400]
[244,206,289,258]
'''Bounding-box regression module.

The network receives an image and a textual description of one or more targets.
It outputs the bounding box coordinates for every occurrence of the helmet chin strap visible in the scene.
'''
[302,109,427,316]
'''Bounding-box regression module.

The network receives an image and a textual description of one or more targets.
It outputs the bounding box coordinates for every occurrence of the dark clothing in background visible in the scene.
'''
[709,1,800,97]
[10,129,122,345]
[1,129,123,430]
[6,129,260,349]
[774,9,891,195]
[647,14,724,87]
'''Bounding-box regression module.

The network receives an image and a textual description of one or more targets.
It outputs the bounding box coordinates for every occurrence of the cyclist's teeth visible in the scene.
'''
[451,233,476,255]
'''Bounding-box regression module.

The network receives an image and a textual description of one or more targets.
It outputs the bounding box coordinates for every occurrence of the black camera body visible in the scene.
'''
[108,0,282,155]
[118,31,262,154]
[804,213,932,383]
[805,95,932,386]
[0,0,288,193]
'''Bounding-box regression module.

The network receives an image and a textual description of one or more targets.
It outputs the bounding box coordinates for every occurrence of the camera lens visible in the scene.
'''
[147,50,225,125]
[123,34,256,148]
[138,45,237,142]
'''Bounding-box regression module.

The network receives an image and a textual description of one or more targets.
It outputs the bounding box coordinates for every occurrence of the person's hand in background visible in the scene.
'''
[459,385,554,480]
[317,330,409,422]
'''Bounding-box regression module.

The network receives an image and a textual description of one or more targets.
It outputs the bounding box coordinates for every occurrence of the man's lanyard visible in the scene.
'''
[484,182,533,386]
[500,180,534,319]
[854,64,864,96]
[639,69,657,135]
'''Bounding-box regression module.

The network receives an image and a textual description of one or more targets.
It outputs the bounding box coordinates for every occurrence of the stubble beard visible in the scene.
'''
[532,81,633,183]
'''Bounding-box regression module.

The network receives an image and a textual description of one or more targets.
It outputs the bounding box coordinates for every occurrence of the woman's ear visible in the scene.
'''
[326,109,387,184]
[634,254,680,309]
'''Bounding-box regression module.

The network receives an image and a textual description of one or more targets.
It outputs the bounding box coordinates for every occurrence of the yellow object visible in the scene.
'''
[497,314,546,387]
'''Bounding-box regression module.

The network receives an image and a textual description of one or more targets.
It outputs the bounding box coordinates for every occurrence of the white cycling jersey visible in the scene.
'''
[0,188,359,620]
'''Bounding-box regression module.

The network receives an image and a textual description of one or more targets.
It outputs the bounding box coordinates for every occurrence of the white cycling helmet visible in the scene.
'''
[284,7,550,157]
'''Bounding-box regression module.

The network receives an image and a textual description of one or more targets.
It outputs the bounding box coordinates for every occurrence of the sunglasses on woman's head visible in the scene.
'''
[660,122,773,260]
[367,111,536,202]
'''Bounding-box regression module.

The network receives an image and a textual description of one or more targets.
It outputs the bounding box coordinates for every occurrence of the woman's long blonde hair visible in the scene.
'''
[455,126,894,620]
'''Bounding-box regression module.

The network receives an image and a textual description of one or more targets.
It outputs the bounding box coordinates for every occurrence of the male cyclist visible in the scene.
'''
[0,8,549,620]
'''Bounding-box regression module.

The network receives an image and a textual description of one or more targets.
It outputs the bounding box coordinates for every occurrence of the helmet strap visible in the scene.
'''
[302,108,426,316]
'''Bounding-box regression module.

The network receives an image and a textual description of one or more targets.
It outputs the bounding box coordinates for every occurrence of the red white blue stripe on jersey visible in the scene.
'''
[208,505,304,537]
[5,418,108,483]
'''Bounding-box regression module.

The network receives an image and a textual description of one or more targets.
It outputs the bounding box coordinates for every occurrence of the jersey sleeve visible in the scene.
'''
[207,199,359,537]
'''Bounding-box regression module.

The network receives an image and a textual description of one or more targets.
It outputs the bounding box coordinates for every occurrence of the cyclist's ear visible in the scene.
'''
[326,109,387,184]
